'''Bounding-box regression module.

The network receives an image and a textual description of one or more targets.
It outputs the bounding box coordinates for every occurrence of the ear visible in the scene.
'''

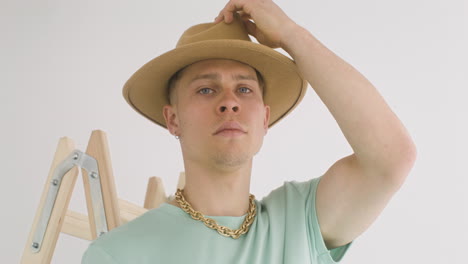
[163,104,179,136]
[263,105,270,135]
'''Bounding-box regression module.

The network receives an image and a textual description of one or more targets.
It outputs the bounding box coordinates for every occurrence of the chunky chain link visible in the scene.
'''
[174,188,256,239]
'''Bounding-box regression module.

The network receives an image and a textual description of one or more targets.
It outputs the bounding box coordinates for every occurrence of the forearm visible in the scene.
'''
[282,25,416,174]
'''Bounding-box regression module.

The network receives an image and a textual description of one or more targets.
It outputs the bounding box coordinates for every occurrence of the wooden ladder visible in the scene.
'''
[21,129,184,263]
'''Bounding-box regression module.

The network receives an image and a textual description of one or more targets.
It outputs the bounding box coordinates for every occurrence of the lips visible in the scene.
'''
[213,121,247,135]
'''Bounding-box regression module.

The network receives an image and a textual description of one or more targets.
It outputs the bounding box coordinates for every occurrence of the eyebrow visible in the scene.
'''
[232,74,258,82]
[189,73,258,84]
[189,73,219,83]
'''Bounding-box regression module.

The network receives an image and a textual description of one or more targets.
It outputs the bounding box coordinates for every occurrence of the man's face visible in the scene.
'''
[163,59,270,168]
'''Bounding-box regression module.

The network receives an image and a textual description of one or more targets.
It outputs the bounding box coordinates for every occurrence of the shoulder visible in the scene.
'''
[88,206,177,252]
[257,177,321,219]
[261,177,320,205]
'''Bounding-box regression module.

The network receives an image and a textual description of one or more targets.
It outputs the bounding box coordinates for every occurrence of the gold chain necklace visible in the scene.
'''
[174,188,256,239]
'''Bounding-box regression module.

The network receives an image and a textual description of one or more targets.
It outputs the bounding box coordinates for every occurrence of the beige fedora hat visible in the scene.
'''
[122,14,308,129]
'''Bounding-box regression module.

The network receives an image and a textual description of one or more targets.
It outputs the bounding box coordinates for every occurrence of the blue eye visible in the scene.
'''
[239,87,252,93]
[198,88,213,94]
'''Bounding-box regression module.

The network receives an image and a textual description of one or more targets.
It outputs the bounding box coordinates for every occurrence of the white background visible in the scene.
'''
[2,0,467,263]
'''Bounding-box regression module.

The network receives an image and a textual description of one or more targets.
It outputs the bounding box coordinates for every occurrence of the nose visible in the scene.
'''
[219,105,239,113]
[217,92,240,114]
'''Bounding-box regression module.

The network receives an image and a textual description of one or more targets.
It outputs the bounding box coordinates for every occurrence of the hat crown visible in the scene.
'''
[176,15,251,47]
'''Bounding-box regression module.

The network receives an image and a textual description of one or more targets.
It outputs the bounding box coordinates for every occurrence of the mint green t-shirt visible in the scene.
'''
[82,176,352,263]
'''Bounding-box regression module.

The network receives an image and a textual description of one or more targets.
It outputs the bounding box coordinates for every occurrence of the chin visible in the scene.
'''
[212,151,251,168]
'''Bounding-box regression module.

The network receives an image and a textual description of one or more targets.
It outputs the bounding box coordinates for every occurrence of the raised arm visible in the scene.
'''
[216,0,417,249]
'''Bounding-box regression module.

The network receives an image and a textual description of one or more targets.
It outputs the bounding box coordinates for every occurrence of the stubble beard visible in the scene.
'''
[210,136,264,169]
[211,149,251,168]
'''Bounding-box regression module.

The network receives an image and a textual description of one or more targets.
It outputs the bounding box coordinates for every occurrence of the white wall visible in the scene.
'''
[2,0,466,263]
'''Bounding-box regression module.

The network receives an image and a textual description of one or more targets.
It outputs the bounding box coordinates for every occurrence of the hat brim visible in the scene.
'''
[123,39,308,129]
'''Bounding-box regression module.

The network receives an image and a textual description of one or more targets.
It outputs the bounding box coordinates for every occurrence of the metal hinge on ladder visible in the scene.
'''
[31,150,108,253]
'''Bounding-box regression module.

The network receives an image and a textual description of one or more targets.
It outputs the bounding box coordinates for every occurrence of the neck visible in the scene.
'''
[174,158,253,217]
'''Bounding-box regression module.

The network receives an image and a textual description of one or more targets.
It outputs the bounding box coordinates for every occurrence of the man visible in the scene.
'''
[82,0,416,263]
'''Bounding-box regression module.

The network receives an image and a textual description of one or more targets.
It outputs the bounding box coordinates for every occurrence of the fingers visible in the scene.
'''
[242,19,257,37]
[215,0,247,24]
[238,11,252,20]
[214,15,223,24]
[222,1,239,23]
